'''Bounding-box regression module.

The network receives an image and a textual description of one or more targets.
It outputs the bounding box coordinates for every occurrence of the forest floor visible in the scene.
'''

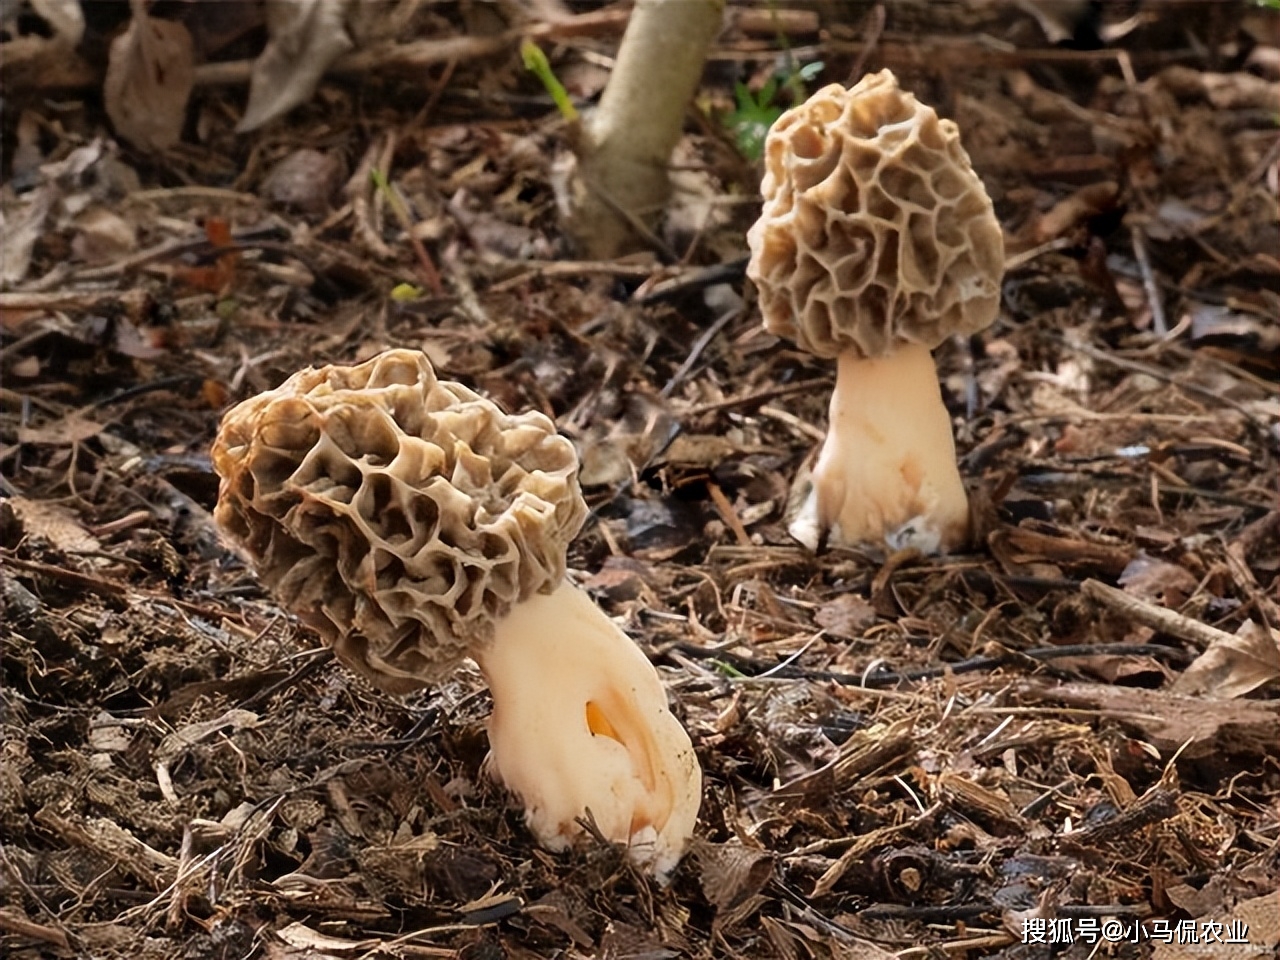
[2,2,1278,958]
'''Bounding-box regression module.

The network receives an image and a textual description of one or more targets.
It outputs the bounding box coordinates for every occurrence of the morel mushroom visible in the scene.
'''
[747,70,1005,554]
[211,349,701,878]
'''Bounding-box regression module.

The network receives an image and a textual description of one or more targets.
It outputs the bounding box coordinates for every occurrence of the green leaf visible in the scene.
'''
[724,60,823,160]
[797,60,825,82]
[726,79,784,160]
[390,283,422,302]
[758,74,780,108]
[520,39,578,122]
[712,660,747,679]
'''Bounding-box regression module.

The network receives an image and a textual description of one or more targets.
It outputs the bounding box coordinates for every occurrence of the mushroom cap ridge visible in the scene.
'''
[747,70,1005,360]
[212,349,587,693]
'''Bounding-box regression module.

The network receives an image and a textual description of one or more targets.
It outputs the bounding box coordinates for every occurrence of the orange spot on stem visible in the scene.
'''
[585,701,622,742]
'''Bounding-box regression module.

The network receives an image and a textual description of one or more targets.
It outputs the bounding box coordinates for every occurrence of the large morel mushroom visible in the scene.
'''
[747,69,1005,554]
[212,349,701,878]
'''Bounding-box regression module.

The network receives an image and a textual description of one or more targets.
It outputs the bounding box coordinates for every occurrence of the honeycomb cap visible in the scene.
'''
[746,70,1005,360]
[212,349,588,693]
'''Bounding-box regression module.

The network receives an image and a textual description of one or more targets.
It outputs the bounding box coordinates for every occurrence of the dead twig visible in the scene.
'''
[774,722,916,800]
[1064,339,1264,424]
[660,307,741,398]
[684,377,830,418]
[847,3,886,82]
[370,145,444,295]
[1131,226,1167,336]
[671,639,1191,688]
[811,802,943,897]
[234,649,334,713]
[707,482,752,547]
[10,11,632,92]
[164,825,194,933]
[633,256,749,305]
[1,554,129,598]
[1081,578,1236,651]
[1227,509,1280,627]
[895,934,1015,958]
[347,136,397,262]
[1066,786,1179,846]
[0,906,72,951]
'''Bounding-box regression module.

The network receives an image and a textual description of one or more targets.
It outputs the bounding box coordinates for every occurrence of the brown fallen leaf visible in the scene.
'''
[814,592,878,640]
[1164,876,1230,918]
[694,838,775,912]
[6,497,102,554]
[1152,890,1280,960]
[1119,553,1199,608]
[261,148,346,216]
[653,433,739,468]
[0,186,53,285]
[0,0,86,92]
[1172,620,1280,699]
[17,415,104,447]
[171,217,238,295]
[71,207,138,264]
[989,523,1134,578]
[581,555,654,602]
[104,0,195,152]
[238,0,354,133]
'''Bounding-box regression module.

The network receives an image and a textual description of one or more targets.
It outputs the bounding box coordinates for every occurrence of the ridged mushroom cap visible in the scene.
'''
[212,349,587,693]
[746,69,1005,360]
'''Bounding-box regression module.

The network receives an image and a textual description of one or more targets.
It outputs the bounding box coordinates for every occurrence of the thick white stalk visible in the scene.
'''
[565,0,724,258]
[473,581,701,880]
[790,343,971,554]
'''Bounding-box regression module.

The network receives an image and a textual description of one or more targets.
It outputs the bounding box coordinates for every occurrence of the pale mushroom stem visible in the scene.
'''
[790,342,972,554]
[472,581,701,881]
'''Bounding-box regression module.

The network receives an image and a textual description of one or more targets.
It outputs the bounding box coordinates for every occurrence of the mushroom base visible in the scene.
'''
[474,581,701,880]
[790,342,971,554]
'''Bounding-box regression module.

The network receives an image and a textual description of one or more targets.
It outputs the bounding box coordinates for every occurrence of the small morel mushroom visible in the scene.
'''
[747,69,1005,554]
[211,349,701,878]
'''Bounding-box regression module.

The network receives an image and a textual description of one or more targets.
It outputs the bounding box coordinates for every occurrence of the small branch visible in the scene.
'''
[566,0,724,258]
[684,377,832,418]
[633,255,749,304]
[847,4,886,82]
[708,482,752,546]
[659,306,740,398]
[1064,338,1264,425]
[165,825,194,933]
[670,638,1192,689]
[1131,226,1167,335]
[1080,578,1235,650]
[347,137,396,262]
[6,10,632,93]
[1066,786,1178,846]
[895,935,1015,959]
[811,801,941,897]
[370,165,444,295]
[0,907,71,951]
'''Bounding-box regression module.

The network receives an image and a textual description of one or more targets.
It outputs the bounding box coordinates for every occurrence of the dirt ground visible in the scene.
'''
[2,2,1279,958]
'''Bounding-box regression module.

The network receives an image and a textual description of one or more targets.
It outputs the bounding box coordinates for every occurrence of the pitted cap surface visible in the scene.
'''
[747,70,1005,359]
[212,349,587,692]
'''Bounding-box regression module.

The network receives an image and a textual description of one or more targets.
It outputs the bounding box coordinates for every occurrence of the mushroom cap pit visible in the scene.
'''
[212,349,587,693]
[747,69,1005,360]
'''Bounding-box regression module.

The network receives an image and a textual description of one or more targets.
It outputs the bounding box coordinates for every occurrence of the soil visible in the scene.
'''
[2,2,1278,958]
